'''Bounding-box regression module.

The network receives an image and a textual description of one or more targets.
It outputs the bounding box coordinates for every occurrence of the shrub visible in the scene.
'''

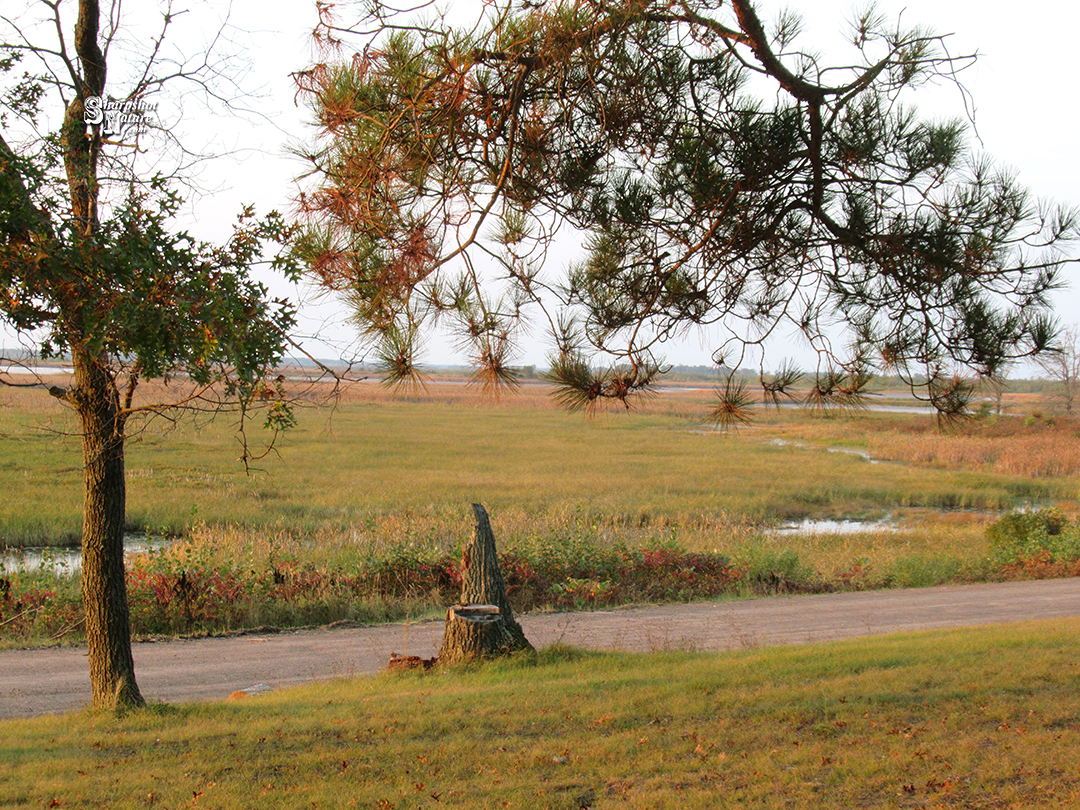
[986,508,1080,568]
[736,547,823,594]
[2,538,751,644]
[0,575,82,642]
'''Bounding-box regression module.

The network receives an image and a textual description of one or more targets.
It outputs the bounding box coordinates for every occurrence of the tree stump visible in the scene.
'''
[438,604,514,664]
[437,504,533,664]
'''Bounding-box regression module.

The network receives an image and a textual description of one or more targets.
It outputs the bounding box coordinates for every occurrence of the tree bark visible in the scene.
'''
[437,504,532,663]
[460,503,531,650]
[438,604,519,664]
[72,344,144,709]
[65,0,105,236]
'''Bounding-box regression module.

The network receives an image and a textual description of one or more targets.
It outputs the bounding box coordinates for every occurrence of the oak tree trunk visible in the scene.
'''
[73,345,144,709]
[438,504,532,664]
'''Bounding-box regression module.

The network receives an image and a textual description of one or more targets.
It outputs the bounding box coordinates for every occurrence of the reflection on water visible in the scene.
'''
[0,534,160,575]
[771,517,900,535]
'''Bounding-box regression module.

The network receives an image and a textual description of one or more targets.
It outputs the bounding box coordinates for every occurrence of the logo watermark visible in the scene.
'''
[83,95,158,137]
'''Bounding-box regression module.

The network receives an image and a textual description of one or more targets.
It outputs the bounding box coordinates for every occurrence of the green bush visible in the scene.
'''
[986,508,1080,566]
[737,547,822,594]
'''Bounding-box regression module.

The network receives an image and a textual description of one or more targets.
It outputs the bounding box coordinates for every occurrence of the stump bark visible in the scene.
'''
[437,504,533,664]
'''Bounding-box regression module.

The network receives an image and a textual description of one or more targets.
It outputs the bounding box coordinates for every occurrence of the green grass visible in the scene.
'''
[5,387,1074,645]
[3,619,1080,808]
[2,390,1069,547]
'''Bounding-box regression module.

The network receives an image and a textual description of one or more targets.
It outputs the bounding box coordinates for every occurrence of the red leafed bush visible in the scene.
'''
[127,568,251,634]
[4,540,748,643]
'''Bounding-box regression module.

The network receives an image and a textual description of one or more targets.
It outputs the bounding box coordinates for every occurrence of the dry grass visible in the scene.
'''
[4,378,1076,589]
[871,429,1080,478]
[764,402,1080,481]
[0,384,1002,544]
[4,377,1077,605]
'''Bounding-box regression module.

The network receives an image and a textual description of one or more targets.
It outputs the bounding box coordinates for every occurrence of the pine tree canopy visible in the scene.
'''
[293,0,1078,420]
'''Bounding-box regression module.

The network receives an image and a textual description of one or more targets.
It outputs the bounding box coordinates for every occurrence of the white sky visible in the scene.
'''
[4,0,1079,373]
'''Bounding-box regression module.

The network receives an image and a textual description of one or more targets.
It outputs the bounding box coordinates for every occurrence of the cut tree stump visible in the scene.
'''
[437,504,533,664]
[439,604,514,663]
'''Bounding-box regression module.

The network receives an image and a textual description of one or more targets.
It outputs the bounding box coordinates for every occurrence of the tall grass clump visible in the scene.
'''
[1,506,1016,647]
[0,562,82,645]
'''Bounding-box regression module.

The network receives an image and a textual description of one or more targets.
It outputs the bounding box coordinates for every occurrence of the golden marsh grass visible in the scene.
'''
[2,378,1075,605]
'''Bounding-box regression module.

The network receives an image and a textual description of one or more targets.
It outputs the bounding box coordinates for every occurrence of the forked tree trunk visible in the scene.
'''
[56,0,141,710]
[73,345,144,709]
[438,504,532,664]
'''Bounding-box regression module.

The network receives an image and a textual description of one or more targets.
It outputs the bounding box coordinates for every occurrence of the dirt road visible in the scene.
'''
[4,578,1079,720]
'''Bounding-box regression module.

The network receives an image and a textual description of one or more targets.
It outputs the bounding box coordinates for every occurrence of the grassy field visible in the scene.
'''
[3,377,1079,644]
[3,379,1080,804]
[2,378,1074,546]
[3,618,1079,808]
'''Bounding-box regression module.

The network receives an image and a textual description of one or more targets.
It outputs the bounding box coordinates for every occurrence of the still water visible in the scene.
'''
[0,534,161,575]
[771,516,900,535]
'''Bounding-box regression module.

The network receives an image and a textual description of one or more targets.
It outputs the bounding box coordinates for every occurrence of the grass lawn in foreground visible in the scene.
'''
[2,618,1079,808]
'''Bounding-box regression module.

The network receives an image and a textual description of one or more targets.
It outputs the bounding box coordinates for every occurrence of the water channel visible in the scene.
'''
[0,534,160,575]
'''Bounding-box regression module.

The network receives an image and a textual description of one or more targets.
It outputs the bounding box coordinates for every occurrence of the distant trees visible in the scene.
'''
[1,1,297,709]
[1037,326,1080,413]
[292,0,1077,420]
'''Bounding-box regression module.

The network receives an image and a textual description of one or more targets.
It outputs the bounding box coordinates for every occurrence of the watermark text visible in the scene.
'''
[83,96,157,137]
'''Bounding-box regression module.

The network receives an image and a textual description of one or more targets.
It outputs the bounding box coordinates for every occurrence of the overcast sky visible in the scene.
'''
[4,0,1079,372]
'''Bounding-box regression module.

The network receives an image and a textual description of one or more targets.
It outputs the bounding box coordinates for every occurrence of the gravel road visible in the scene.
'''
[3,578,1079,720]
